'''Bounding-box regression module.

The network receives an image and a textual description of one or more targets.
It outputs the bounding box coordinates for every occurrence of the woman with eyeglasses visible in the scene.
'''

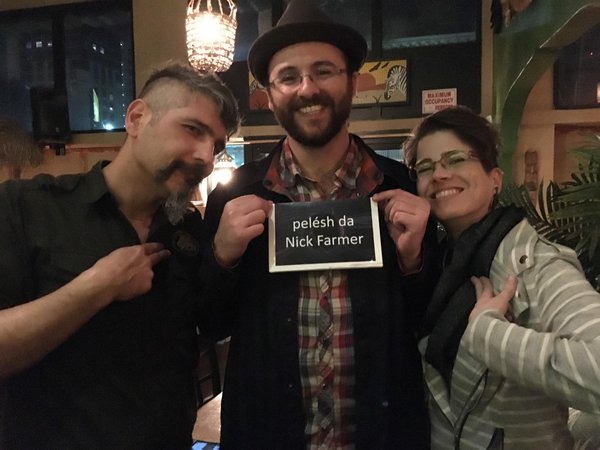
[403,106,600,449]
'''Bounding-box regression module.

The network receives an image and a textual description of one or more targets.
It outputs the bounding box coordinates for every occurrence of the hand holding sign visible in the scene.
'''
[372,189,430,273]
[213,195,273,268]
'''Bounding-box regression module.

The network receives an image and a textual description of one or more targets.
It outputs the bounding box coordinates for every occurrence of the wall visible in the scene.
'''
[0,145,120,183]
[515,67,599,187]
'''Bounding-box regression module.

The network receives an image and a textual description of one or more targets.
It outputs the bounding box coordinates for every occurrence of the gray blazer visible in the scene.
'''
[421,219,600,449]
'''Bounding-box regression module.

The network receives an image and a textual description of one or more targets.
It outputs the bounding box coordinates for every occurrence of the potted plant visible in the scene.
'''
[500,133,600,292]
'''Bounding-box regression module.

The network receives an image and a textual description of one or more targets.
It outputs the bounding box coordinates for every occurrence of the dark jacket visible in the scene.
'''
[200,136,431,449]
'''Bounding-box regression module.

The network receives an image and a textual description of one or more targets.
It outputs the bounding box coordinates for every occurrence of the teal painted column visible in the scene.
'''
[493,0,600,180]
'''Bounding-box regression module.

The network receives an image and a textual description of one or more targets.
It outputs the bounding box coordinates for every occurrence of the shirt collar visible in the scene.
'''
[75,160,114,205]
[264,136,382,197]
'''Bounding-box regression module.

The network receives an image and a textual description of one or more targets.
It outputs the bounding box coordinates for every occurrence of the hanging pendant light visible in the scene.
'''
[186,0,238,73]
[207,148,236,193]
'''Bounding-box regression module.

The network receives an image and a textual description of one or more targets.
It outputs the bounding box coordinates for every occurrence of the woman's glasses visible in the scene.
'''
[410,150,479,181]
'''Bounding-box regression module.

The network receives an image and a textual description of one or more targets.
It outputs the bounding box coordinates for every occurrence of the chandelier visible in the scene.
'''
[186,0,238,73]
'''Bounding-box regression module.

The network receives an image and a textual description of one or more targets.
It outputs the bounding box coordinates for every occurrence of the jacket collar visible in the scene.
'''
[244,134,396,190]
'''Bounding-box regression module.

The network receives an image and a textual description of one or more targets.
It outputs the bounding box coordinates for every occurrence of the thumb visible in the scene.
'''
[499,275,518,301]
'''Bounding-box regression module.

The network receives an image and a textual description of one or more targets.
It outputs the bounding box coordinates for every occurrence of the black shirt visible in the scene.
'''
[0,162,205,449]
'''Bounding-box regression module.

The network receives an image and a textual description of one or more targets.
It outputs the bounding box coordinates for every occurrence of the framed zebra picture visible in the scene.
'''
[354,59,408,106]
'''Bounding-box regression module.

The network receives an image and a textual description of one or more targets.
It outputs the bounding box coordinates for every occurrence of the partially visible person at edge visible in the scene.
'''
[0,62,240,449]
[198,0,435,448]
[402,105,600,449]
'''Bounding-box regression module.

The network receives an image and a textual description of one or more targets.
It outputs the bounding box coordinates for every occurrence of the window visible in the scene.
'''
[233,0,273,62]
[554,23,600,110]
[284,0,372,49]
[232,0,372,62]
[381,0,477,50]
[0,16,53,131]
[0,1,134,137]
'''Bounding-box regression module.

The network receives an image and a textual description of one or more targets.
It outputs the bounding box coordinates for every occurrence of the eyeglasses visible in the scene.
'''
[409,150,479,181]
[267,64,347,93]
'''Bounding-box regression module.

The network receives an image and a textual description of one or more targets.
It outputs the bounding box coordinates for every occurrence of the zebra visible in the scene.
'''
[383,64,407,100]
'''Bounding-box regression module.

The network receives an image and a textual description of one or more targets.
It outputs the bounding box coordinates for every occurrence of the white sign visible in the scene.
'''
[422,88,457,114]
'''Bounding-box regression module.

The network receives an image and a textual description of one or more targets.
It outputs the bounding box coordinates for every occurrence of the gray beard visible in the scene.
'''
[163,189,194,225]
[155,159,208,224]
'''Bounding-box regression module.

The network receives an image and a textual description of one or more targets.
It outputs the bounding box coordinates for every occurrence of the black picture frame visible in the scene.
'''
[30,86,71,142]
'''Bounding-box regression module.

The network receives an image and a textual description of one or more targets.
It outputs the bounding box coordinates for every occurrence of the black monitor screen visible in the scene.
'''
[30,87,71,142]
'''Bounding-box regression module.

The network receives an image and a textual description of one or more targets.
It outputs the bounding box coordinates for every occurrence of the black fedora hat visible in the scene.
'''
[248,0,368,87]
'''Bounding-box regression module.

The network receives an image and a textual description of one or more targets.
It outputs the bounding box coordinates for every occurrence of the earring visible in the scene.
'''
[491,186,500,209]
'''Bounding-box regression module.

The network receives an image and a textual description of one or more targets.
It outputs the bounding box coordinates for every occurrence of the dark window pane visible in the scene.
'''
[0,16,54,132]
[0,2,133,136]
[382,0,477,49]
[64,6,134,131]
[554,23,600,109]
[233,0,272,61]
[283,0,372,49]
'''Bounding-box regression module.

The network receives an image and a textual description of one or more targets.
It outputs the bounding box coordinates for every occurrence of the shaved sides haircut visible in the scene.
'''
[137,62,240,137]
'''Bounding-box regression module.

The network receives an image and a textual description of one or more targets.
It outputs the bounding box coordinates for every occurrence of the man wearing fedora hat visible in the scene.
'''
[200,0,433,448]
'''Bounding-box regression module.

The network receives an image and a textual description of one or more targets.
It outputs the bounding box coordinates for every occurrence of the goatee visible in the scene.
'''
[163,189,194,225]
[155,159,210,224]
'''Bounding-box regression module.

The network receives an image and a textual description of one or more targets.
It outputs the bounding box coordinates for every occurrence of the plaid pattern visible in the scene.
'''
[264,138,382,449]
[264,139,382,202]
[299,270,355,449]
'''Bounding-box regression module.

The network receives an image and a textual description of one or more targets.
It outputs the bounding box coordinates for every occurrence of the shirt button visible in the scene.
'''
[382,400,389,408]
[519,255,528,264]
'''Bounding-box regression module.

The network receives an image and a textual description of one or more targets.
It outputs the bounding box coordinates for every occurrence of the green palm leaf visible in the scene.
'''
[499,134,600,291]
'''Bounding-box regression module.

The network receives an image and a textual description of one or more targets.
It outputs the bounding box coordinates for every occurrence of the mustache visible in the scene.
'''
[155,160,212,186]
[289,93,335,111]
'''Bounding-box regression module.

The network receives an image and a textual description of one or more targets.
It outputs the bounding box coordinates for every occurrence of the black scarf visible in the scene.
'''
[420,206,524,386]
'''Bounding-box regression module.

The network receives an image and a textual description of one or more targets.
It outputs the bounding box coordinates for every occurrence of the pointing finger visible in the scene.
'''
[141,242,165,254]
[148,249,171,266]
[470,276,483,297]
